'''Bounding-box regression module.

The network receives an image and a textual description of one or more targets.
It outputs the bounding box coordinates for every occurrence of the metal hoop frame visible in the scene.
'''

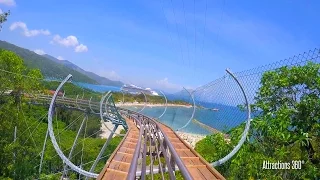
[47,74,99,178]
[212,69,251,166]
[88,96,99,114]
[75,94,86,111]
[157,90,168,119]
[120,89,148,113]
[137,91,147,113]
[175,87,196,131]
[99,92,126,137]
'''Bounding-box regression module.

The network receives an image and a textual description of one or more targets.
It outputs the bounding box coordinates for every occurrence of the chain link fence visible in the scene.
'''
[189,48,320,133]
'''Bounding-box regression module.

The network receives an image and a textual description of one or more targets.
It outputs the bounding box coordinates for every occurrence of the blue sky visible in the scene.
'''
[1,0,319,92]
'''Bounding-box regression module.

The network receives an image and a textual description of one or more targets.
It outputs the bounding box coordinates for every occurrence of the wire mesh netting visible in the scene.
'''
[1,47,319,178]
[191,48,320,134]
[142,48,320,138]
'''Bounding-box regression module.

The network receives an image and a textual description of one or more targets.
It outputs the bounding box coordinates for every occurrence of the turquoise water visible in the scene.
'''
[125,105,247,135]
[74,82,248,135]
[74,82,121,93]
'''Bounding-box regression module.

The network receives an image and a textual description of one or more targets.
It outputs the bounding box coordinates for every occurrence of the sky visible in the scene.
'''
[1,0,320,92]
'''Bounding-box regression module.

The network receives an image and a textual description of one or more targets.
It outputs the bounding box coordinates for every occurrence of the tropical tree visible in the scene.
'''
[195,62,320,179]
[0,10,10,31]
[0,50,123,179]
[0,49,43,102]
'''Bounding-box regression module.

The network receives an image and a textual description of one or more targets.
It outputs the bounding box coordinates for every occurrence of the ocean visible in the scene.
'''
[125,105,247,135]
[76,83,248,135]
[74,82,122,92]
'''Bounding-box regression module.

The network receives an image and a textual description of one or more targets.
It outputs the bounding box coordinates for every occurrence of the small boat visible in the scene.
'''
[211,108,219,111]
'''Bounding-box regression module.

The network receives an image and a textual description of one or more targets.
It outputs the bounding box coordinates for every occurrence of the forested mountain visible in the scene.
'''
[43,54,124,87]
[0,40,98,84]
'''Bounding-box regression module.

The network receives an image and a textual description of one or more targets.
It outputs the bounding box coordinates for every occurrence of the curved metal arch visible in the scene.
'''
[104,93,112,114]
[75,94,86,111]
[121,90,125,105]
[99,92,126,137]
[120,89,147,113]
[175,87,196,131]
[88,96,100,114]
[104,93,115,120]
[212,69,251,167]
[104,92,127,127]
[157,90,168,119]
[137,91,147,113]
[47,74,98,178]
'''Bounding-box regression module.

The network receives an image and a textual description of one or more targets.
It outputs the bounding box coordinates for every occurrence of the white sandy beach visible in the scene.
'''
[176,132,206,148]
[99,121,206,148]
[115,102,192,108]
[99,121,124,138]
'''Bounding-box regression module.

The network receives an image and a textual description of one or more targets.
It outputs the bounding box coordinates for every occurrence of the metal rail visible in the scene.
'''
[126,115,143,180]
[119,108,193,180]
[23,90,224,179]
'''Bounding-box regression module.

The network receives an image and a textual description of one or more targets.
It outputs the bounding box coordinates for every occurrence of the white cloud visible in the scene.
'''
[10,22,50,37]
[51,35,89,53]
[57,56,64,60]
[34,49,45,55]
[0,0,16,6]
[51,35,79,47]
[156,78,182,91]
[75,44,88,53]
[0,9,3,14]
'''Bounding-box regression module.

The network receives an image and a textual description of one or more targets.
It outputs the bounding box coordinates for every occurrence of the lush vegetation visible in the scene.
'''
[195,62,320,179]
[0,10,10,31]
[41,81,102,100]
[112,92,190,105]
[0,41,98,84]
[0,49,124,179]
[146,171,184,180]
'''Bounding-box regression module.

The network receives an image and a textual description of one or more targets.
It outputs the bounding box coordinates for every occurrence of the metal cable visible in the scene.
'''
[18,103,37,147]
[170,0,185,65]
[193,0,197,70]
[200,0,208,60]
[181,0,191,66]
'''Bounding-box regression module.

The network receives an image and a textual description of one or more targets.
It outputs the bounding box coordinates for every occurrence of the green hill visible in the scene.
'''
[0,40,98,84]
[43,54,124,87]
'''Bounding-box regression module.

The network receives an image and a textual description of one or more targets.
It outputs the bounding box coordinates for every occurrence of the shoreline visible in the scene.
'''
[99,120,230,148]
[98,121,206,148]
[192,119,221,134]
[99,113,230,148]
[176,131,206,148]
[116,103,192,108]
[192,119,230,139]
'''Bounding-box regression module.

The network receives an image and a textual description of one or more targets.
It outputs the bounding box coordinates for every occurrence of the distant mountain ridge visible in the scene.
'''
[0,40,98,84]
[0,40,124,87]
[43,54,124,87]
